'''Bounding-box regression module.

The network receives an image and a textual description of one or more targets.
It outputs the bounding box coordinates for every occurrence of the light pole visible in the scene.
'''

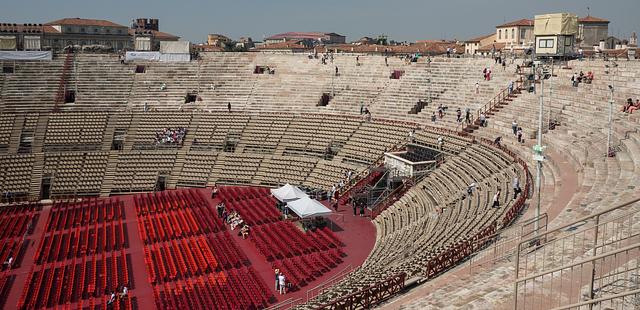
[533,63,550,235]
[605,61,617,158]
[606,85,614,157]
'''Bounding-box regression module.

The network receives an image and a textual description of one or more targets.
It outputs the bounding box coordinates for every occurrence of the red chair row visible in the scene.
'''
[0,213,35,240]
[17,250,131,310]
[224,196,281,226]
[0,274,13,309]
[35,217,128,264]
[153,267,273,310]
[0,201,41,216]
[0,238,26,270]
[218,186,270,203]
[45,197,124,233]
[207,231,250,270]
[136,205,224,244]
[143,236,219,284]
[250,222,344,262]
[272,249,344,290]
[135,189,209,216]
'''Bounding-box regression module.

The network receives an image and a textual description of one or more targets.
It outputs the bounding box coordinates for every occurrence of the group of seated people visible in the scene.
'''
[217,202,251,239]
[154,127,187,145]
[571,71,594,86]
[622,98,640,114]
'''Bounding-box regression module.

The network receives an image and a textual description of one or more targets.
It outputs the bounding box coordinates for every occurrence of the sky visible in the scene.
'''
[1,0,638,43]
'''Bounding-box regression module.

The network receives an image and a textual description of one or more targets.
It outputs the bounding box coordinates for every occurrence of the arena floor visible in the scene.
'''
[2,187,376,309]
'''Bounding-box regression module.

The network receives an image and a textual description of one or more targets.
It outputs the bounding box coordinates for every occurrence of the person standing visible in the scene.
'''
[512,120,518,135]
[274,269,280,291]
[278,273,286,295]
[492,189,501,208]
[227,102,231,112]
[475,82,480,94]
[517,127,523,143]
[512,177,521,200]
[465,107,471,124]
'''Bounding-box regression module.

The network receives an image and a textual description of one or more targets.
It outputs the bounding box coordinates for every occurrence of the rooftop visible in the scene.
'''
[129,28,180,40]
[496,19,534,28]
[465,33,495,43]
[46,17,127,28]
[265,32,343,41]
[578,15,610,23]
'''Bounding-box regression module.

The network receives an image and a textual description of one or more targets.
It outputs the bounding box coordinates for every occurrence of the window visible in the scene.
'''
[520,29,526,40]
[94,28,99,33]
[564,36,572,46]
[66,27,72,32]
[117,29,122,34]
[106,29,111,34]
[511,29,515,39]
[498,30,502,40]
[80,28,85,32]
[2,66,14,74]
[538,39,554,48]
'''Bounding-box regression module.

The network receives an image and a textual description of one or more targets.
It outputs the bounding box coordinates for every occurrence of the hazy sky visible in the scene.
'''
[2,0,638,43]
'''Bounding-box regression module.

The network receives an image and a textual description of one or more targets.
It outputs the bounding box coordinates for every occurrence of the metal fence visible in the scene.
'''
[513,197,640,309]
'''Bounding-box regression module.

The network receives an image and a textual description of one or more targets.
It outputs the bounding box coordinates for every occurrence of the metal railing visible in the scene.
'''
[467,213,548,275]
[265,298,304,310]
[457,78,525,133]
[513,197,640,309]
[315,272,406,310]
[305,264,354,302]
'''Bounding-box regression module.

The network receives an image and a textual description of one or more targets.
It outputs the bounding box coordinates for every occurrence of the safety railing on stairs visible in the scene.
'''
[513,197,640,310]
[457,78,525,134]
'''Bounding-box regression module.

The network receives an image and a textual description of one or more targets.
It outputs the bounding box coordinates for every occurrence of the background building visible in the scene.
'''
[577,15,609,48]
[464,33,496,55]
[264,32,345,46]
[0,17,179,52]
[43,18,131,50]
[131,18,179,51]
[495,19,534,48]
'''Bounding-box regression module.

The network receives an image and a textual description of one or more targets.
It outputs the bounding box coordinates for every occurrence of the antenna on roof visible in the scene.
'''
[587,6,590,17]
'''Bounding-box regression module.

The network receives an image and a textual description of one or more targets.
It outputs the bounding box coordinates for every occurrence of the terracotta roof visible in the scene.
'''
[476,42,506,52]
[578,15,609,23]
[496,19,534,28]
[465,34,494,43]
[46,18,127,28]
[265,32,342,41]
[128,28,179,40]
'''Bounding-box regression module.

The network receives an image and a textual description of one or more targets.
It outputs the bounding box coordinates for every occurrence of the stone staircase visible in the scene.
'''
[99,152,120,197]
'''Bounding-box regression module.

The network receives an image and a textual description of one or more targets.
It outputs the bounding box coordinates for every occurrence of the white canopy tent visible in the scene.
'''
[286,196,333,219]
[270,183,308,202]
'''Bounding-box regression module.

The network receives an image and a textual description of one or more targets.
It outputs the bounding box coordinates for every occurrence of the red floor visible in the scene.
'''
[2,187,376,309]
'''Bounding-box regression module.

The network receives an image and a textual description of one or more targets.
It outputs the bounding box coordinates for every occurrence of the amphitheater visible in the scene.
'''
[0,52,638,310]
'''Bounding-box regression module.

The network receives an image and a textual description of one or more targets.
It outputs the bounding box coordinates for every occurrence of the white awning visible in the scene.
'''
[286,196,332,219]
[270,183,308,202]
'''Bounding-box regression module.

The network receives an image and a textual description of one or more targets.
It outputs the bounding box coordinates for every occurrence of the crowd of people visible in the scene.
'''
[622,98,640,114]
[571,71,594,87]
[155,127,187,145]
[216,202,251,239]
